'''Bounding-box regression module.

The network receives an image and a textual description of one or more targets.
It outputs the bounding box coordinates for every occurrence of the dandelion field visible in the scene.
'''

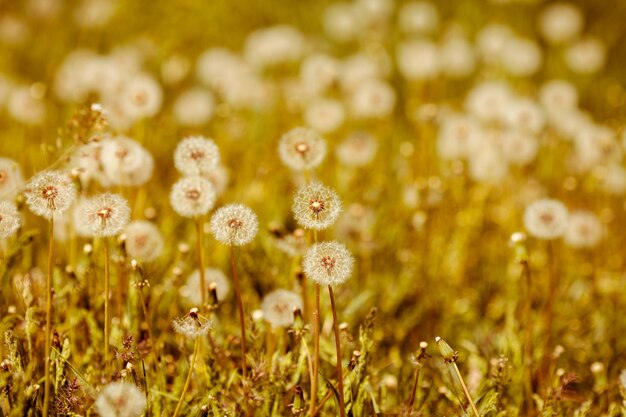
[1,0,626,416]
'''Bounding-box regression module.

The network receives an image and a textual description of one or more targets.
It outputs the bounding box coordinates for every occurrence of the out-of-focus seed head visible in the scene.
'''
[170,176,216,218]
[174,135,220,177]
[180,268,230,305]
[261,289,304,329]
[0,157,23,201]
[523,198,568,240]
[0,201,22,238]
[124,220,164,262]
[94,381,147,417]
[278,127,327,171]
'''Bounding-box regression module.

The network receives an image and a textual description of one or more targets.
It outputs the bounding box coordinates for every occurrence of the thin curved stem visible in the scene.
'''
[195,218,206,309]
[452,362,480,417]
[104,238,110,375]
[230,245,247,379]
[42,218,54,417]
[309,284,320,417]
[172,338,200,417]
[328,286,346,417]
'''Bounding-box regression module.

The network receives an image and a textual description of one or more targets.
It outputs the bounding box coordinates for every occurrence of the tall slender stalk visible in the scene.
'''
[541,241,558,383]
[309,284,320,417]
[328,286,346,417]
[172,338,200,417]
[103,238,110,374]
[195,218,206,309]
[42,217,54,417]
[230,245,247,379]
[309,229,320,416]
[451,362,480,417]
[521,258,535,414]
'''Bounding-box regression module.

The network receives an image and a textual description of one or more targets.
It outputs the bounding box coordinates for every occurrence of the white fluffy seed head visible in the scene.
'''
[210,203,258,246]
[24,170,76,219]
[523,198,568,240]
[172,309,212,339]
[278,127,327,171]
[292,182,341,230]
[79,193,130,237]
[303,241,354,286]
[118,73,163,120]
[261,289,303,328]
[180,267,231,305]
[0,201,22,238]
[336,132,378,167]
[124,220,164,262]
[0,157,23,201]
[100,136,154,187]
[174,136,220,176]
[170,176,216,218]
[564,211,603,249]
[95,382,147,417]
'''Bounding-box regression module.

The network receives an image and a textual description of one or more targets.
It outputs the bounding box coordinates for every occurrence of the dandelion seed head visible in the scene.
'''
[538,2,583,45]
[0,201,22,238]
[118,73,163,119]
[172,309,212,339]
[565,37,606,75]
[170,176,216,218]
[100,136,154,187]
[303,241,354,286]
[523,198,568,240]
[210,203,258,246]
[564,211,603,249]
[95,381,146,417]
[79,193,130,237]
[349,79,396,120]
[293,182,341,231]
[24,170,76,219]
[124,220,164,262]
[180,268,230,305]
[0,157,23,201]
[261,289,303,328]
[336,132,378,167]
[304,98,345,134]
[174,136,220,177]
[278,127,327,171]
[173,88,215,127]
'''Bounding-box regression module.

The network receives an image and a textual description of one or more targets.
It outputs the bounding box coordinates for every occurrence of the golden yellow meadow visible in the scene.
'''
[1,0,626,416]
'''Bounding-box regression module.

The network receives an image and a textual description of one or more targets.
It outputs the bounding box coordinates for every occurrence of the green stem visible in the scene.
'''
[172,338,199,417]
[328,286,346,417]
[196,218,206,309]
[104,238,110,376]
[452,362,480,417]
[230,246,247,379]
[42,217,54,417]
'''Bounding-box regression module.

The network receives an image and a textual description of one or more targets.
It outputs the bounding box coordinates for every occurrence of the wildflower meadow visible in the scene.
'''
[1,0,626,416]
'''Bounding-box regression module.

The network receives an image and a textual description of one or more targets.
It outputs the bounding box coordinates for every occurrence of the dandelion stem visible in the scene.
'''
[328,285,346,417]
[230,245,247,379]
[309,283,320,417]
[42,217,54,417]
[172,337,199,417]
[521,258,535,415]
[451,362,480,417]
[541,241,558,384]
[104,238,110,376]
[195,218,206,309]
[407,365,421,411]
